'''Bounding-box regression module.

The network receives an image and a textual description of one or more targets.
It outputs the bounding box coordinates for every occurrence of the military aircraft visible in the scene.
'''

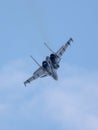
[24,38,73,86]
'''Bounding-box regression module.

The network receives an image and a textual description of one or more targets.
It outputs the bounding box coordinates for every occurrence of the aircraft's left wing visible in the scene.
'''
[24,67,47,86]
[56,38,73,58]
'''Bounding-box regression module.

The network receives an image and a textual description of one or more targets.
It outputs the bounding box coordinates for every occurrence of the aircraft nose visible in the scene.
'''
[53,74,58,80]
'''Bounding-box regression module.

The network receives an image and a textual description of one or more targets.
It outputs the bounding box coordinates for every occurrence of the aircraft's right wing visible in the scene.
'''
[56,38,73,58]
[24,67,47,86]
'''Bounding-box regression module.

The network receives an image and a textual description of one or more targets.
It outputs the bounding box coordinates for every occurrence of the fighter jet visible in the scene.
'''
[24,38,73,86]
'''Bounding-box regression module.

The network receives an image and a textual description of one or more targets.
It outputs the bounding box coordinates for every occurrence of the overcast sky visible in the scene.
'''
[0,0,98,130]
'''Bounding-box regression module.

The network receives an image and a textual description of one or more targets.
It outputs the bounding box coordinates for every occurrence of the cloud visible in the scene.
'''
[0,60,98,130]
[26,64,98,130]
[0,59,28,88]
[17,65,98,130]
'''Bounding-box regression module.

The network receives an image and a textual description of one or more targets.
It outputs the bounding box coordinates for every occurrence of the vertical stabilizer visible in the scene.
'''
[30,55,41,67]
[44,42,55,53]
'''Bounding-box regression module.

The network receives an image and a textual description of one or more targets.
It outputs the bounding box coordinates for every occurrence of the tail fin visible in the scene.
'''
[30,55,41,67]
[44,42,55,53]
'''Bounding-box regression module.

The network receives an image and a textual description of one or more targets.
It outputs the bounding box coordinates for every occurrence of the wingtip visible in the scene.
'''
[70,37,73,42]
[67,38,73,45]
[24,80,31,87]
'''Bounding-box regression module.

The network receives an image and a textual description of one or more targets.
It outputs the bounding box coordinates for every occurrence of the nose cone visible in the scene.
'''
[53,73,58,80]
[55,76,58,80]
